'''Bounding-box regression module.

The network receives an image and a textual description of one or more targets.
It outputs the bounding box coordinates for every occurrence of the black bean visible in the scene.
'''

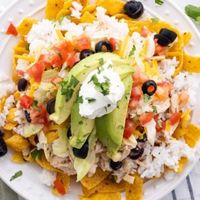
[129,146,144,160]
[46,98,55,114]
[80,49,94,60]
[18,78,28,91]
[24,110,31,123]
[73,140,89,159]
[95,41,113,53]
[110,160,123,171]
[124,1,144,19]
[0,138,7,157]
[142,80,157,96]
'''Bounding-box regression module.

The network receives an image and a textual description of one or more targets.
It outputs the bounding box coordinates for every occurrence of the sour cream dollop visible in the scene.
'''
[79,61,125,119]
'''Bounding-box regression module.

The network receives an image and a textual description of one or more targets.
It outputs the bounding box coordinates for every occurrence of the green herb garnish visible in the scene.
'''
[98,58,104,65]
[185,5,200,24]
[90,75,110,96]
[155,0,164,5]
[10,170,23,181]
[31,149,43,160]
[78,121,83,125]
[32,100,38,108]
[86,97,96,103]
[60,75,79,101]
[152,106,158,113]
[144,94,151,103]
[129,46,136,57]
[77,96,83,104]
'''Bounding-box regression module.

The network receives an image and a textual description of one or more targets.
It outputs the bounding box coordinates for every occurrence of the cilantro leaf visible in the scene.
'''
[77,96,83,104]
[151,17,160,23]
[152,106,158,113]
[144,94,151,103]
[86,97,96,103]
[129,46,136,57]
[60,75,79,101]
[98,58,104,65]
[31,149,43,160]
[10,170,23,181]
[185,5,200,24]
[155,0,164,5]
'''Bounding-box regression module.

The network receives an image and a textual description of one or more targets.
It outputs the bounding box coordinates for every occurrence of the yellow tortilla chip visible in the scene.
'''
[14,54,35,63]
[5,134,30,152]
[2,130,13,140]
[82,178,126,197]
[81,168,110,190]
[17,18,37,36]
[114,13,132,20]
[14,39,29,55]
[184,123,200,147]
[183,32,192,46]
[183,54,200,73]
[46,131,59,144]
[6,108,17,124]
[126,174,143,200]
[11,152,25,164]
[56,0,73,20]
[82,4,96,14]
[0,96,6,112]
[80,11,96,23]
[80,192,121,200]
[45,0,65,20]
[177,157,188,173]
[36,153,62,173]
[96,0,125,15]
[3,123,16,131]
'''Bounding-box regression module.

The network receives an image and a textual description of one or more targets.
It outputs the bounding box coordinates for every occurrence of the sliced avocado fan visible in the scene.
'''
[50,52,134,125]
[96,75,133,155]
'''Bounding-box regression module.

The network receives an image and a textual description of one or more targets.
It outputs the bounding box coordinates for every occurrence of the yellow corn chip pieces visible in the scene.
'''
[126,174,143,200]
[96,0,125,16]
[82,177,126,197]
[81,168,110,190]
[183,54,200,73]
[177,157,188,173]
[17,17,37,36]
[2,130,13,140]
[183,32,192,46]
[82,4,96,14]
[36,153,62,173]
[80,11,96,23]
[11,152,25,164]
[56,0,73,20]
[5,134,30,152]
[45,0,64,20]
[46,131,59,144]
[80,192,121,200]
[184,123,200,147]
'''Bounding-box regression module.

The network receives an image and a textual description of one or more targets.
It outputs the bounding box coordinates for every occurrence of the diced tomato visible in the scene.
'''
[66,53,79,68]
[16,70,25,76]
[28,62,45,82]
[156,121,166,132]
[30,104,49,125]
[6,23,18,36]
[154,39,166,55]
[129,99,140,109]
[20,96,33,109]
[131,86,142,101]
[109,38,117,51]
[75,35,91,51]
[51,77,63,84]
[140,26,149,38]
[155,82,171,101]
[53,178,66,195]
[123,119,135,139]
[179,91,189,106]
[132,70,148,86]
[54,41,74,62]
[139,113,154,125]
[169,112,181,126]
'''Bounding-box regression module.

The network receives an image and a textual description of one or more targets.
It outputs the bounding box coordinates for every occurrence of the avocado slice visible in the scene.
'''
[50,53,134,125]
[70,101,95,149]
[96,75,133,155]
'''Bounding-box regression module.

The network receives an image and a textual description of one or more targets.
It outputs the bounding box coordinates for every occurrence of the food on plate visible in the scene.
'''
[1,0,200,199]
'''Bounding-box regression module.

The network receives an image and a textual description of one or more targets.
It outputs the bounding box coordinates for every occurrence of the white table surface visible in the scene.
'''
[0,1,200,200]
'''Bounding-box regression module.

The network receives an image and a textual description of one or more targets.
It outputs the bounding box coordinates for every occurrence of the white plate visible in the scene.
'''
[0,0,200,200]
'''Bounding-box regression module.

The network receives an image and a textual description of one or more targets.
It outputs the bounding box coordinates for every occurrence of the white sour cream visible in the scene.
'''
[79,61,125,119]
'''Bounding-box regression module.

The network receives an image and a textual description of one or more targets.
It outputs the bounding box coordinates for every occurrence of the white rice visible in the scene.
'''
[16,59,30,72]
[70,1,83,19]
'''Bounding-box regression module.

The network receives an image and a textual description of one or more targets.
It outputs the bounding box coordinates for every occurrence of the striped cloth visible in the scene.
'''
[0,0,200,200]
